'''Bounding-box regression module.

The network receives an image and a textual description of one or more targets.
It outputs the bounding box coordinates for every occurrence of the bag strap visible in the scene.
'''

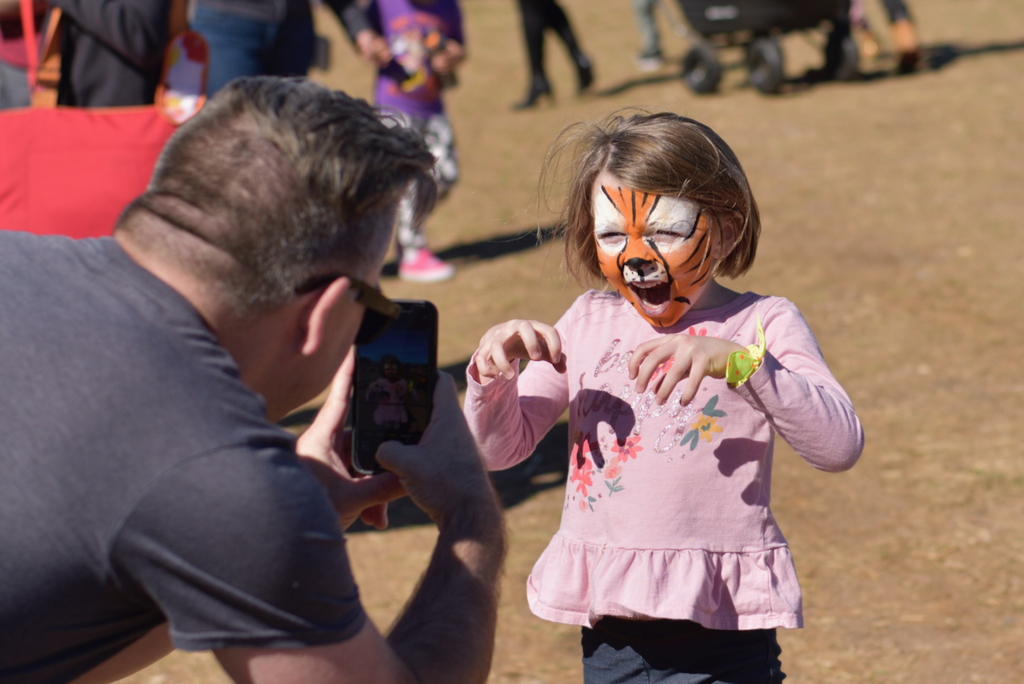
[21,0,190,109]
[18,0,38,76]
[21,0,61,107]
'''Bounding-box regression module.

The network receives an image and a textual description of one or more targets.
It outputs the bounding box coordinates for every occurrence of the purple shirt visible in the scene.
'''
[369,0,463,118]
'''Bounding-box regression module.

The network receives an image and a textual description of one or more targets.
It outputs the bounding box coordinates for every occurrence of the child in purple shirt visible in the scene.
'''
[369,0,464,282]
[464,111,864,683]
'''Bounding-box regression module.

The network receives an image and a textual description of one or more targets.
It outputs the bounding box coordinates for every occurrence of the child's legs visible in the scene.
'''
[422,113,459,199]
[380,110,422,251]
[394,113,457,254]
[582,618,784,684]
[395,193,426,252]
[632,0,661,56]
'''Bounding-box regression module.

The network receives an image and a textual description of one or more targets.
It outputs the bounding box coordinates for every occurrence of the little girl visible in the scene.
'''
[464,112,863,682]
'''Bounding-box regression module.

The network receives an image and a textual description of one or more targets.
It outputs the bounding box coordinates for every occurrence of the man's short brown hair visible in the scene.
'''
[118,77,436,314]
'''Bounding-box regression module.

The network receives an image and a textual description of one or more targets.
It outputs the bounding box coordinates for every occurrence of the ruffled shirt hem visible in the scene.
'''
[525,534,805,631]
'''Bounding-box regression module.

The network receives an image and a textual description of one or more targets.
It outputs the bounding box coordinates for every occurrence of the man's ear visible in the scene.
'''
[710,212,743,260]
[299,277,356,357]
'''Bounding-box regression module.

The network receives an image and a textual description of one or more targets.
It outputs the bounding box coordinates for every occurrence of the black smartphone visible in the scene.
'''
[351,300,438,475]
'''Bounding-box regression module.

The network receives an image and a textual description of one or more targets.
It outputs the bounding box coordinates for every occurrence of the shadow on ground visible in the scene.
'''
[279,356,569,533]
[347,421,570,532]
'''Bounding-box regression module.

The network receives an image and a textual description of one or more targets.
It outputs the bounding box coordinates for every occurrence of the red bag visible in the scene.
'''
[0,0,206,238]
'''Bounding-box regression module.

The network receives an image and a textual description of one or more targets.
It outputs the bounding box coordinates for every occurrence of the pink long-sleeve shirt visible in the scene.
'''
[465,290,863,630]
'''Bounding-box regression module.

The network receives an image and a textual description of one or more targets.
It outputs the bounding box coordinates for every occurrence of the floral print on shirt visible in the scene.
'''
[567,325,735,513]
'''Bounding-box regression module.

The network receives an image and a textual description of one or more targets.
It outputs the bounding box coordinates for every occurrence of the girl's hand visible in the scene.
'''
[629,334,746,406]
[431,39,465,75]
[355,29,392,66]
[474,319,566,382]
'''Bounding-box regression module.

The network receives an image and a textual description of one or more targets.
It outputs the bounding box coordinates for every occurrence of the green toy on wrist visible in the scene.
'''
[727,315,766,388]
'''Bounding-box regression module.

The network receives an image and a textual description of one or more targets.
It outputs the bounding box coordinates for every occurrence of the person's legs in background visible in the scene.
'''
[394,112,457,283]
[632,0,663,71]
[513,0,592,109]
[190,5,279,95]
[513,0,552,109]
[542,0,593,93]
[266,9,315,78]
[880,0,921,72]
[0,60,30,109]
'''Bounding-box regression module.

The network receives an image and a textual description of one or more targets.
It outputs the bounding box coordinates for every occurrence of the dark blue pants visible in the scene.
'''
[190,4,316,96]
[582,618,785,684]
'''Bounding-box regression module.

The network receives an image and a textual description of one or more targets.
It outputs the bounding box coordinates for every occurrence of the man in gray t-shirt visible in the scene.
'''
[0,77,504,684]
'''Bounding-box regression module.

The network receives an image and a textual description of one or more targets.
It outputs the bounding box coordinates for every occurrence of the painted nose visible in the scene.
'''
[622,257,664,283]
[624,257,652,271]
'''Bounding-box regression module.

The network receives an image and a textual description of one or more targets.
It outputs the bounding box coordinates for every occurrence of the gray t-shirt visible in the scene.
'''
[0,233,365,684]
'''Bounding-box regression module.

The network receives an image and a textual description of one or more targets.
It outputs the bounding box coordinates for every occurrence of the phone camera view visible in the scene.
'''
[352,300,437,475]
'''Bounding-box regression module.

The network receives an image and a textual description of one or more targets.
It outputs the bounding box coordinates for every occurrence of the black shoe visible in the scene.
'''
[513,75,552,110]
[575,53,594,93]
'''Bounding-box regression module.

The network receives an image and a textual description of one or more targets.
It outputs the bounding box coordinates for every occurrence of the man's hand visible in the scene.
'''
[376,372,495,525]
[355,28,391,66]
[296,351,405,529]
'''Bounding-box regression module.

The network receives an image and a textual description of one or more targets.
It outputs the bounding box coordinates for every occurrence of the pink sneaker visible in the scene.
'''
[398,249,455,283]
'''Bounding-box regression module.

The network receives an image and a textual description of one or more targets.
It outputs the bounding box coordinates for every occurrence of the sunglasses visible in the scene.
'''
[295,273,401,345]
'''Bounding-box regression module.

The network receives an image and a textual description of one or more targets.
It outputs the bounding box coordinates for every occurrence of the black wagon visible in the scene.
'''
[676,0,858,94]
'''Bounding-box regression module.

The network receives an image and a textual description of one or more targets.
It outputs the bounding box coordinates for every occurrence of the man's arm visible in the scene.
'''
[217,370,506,684]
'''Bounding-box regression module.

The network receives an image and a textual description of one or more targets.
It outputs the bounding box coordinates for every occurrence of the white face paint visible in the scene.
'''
[593,189,702,268]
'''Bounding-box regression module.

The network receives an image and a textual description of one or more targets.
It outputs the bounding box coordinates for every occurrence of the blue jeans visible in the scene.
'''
[582,618,785,684]
[191,5,315,96]
[0,60,30,109]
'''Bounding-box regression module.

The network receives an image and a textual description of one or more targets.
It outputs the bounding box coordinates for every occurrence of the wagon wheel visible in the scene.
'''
[681,44,722,94]
[746,37,785,94]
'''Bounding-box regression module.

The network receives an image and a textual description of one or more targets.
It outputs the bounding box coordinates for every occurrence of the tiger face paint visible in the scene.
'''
[592,171,713,327]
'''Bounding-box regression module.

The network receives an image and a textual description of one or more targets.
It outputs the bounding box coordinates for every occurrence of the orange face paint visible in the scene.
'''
[592,172,713,327]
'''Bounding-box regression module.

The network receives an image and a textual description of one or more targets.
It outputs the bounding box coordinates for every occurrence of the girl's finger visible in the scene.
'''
[628,339,657,380]
[658,356,692,405]
[634,345,672,393]
[488,339,515,379]
[680,365,705,406]
[516,322,544,361]
[537,325,564,369]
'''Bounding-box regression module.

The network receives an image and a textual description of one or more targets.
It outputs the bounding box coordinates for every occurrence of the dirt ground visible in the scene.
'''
[123,0,1024,681]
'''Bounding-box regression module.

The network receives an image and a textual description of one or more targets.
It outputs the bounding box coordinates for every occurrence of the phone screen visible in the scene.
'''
[351,300,438,475]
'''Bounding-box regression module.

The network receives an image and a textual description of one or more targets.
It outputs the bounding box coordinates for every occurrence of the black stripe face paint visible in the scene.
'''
[593,172,714,327]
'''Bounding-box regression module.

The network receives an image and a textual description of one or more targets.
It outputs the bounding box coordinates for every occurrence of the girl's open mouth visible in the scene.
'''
[630,281,672,314]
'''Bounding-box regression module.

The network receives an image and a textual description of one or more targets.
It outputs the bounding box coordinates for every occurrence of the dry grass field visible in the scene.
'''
[123,0,1024,681]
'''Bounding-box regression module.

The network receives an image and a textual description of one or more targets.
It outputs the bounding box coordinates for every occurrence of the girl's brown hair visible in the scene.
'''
[542,110,760,284]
